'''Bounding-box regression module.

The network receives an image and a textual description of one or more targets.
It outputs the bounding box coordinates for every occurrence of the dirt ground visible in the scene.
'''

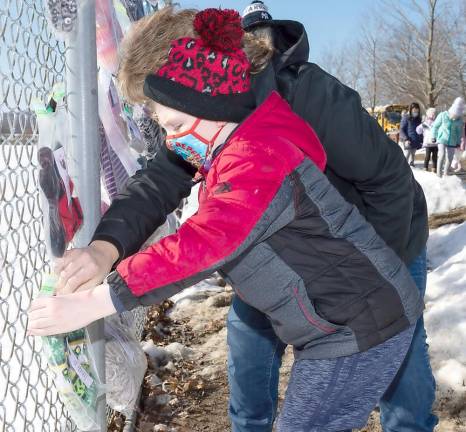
[428,206,466,229]
[108,287,465,432]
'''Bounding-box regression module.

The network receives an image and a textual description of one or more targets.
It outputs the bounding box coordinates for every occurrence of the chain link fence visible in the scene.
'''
[0,0,79,429]
[0,1,159,430]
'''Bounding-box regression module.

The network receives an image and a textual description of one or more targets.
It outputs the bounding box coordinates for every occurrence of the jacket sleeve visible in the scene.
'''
[91,145,196,261]
[399,117,408,141]
[292,64,421,262]
[107,144,294,312]
[431,113,442,140]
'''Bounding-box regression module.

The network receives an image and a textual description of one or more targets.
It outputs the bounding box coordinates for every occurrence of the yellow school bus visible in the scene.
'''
[371,104,408,142]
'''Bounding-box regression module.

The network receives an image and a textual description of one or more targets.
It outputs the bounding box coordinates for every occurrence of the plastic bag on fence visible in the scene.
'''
[98,71,140,178]
[117,0,145,22]
[122,103,145,154]
[113,0,133,32]
[96,0,123,74]
[38,273,105,431]
[104,314,147,415]
[45,0,80,37]
[99,120,131,201]
[32,85,83,259]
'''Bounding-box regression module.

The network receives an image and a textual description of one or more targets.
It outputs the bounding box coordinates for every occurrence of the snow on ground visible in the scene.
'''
[411,167,466,410]
[425,223,466,407]
[412,168,466,214]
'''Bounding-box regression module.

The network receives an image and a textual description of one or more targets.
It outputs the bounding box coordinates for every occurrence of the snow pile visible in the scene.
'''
[425,222,466,405]
[170,280,225,307]
[412,168,466,214]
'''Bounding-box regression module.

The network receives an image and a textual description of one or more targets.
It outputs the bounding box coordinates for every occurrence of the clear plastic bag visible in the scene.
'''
[98,71,140,178]
[32,84,83,260]
[104,314,147,415]
[96,0,123,74]
[38,273,105,431]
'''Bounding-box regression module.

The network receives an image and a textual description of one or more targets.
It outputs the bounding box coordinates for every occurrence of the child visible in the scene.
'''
[28,9,423,431]
[400,102,423,167]
[432,97,465,177]
[416,107,438,172]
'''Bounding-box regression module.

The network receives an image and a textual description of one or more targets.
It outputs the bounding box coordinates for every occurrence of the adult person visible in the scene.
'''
[400,102,423,167]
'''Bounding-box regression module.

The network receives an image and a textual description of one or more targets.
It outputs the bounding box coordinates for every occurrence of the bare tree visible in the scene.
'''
[377,0,460,108]
[315,0,465,109]
[444,0,466,101]
[358,14,383,112]
[318,42,364,92]
[425,0,438,106]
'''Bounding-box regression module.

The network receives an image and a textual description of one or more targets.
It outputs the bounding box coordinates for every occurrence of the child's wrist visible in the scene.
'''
[89,282,117,319]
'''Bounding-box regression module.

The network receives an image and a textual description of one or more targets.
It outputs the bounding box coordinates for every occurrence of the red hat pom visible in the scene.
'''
[193,8,244,52]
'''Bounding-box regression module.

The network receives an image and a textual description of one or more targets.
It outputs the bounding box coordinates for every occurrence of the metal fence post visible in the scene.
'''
[65,1,106,430]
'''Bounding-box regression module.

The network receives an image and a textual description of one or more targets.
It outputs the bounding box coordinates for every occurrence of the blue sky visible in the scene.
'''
[178,0,375,61]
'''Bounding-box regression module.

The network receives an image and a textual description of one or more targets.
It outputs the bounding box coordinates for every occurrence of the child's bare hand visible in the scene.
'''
[54,241,119,295]
[27,283,117,336]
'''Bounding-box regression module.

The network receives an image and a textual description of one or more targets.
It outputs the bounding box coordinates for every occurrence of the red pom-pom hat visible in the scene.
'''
[143,9,256,123]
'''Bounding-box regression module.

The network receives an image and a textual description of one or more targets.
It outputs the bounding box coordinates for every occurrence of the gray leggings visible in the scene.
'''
[277,325,415,432]
[404,148,416,165]
[437,144,456,177]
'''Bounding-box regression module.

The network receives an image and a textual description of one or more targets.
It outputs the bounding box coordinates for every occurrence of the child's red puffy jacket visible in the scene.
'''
[107,92,423,359]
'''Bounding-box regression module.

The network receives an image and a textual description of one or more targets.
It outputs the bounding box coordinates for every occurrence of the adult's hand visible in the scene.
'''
[54,240,119,295]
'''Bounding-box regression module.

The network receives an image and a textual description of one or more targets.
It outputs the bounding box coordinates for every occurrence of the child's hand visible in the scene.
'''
[54,240,119,295]
[27,283,117,336]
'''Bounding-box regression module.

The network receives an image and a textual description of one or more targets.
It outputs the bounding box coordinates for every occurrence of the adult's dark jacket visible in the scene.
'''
[92,20,428,267]
[400,115,423,150]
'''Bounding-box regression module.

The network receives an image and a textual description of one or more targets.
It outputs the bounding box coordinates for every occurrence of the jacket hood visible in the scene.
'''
[267,20,310,71]
[227,91,326,172]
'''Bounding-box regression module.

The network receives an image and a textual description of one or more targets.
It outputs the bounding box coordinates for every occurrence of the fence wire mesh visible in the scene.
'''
[0,0,78,430]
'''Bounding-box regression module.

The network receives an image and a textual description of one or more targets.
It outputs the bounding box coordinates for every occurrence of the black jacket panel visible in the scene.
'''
[251,21,428,264]
[91,145,195,260]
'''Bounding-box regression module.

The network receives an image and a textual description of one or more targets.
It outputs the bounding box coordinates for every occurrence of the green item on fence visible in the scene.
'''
[39,273,103,431]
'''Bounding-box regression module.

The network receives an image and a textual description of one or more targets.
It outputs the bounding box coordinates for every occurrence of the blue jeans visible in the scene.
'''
[226,249,438,432]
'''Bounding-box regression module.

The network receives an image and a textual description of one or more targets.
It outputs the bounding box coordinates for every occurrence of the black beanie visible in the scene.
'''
[241,0,273,30]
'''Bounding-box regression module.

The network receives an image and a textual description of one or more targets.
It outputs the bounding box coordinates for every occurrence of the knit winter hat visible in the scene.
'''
[241,0,272,30]
[143,9,255,123]
[426,107,436,119]
[449,97,465,118]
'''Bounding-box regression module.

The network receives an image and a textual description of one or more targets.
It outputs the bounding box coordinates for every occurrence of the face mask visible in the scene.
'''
[412,111,419,118]
[166,118,225,170]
